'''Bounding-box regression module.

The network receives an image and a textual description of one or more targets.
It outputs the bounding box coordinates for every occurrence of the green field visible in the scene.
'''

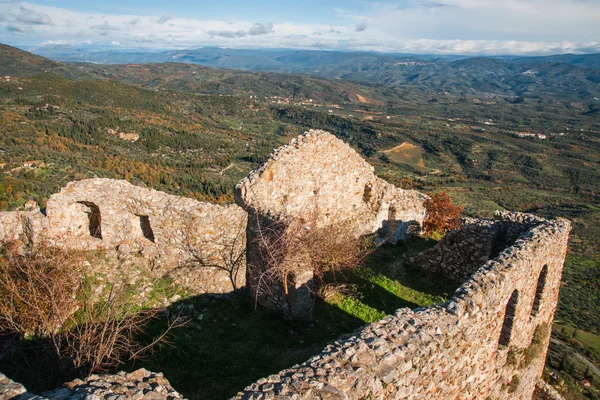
[555,323,600,353]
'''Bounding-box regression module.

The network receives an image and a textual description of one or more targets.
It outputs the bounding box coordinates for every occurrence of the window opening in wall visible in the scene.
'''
[138,215,155,243]
[77,201,102,239]
[531,265,548,316]
[499,289,519,347]
[363,183,373,203]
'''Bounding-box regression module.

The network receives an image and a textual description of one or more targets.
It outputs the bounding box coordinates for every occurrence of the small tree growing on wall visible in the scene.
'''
[422,192,464,238]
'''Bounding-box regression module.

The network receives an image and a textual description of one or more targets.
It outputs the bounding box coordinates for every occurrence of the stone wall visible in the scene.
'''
[533,380,565,400]
[0,369,184,400]
[0,211,44,245]
[1,179,247,294]
[410,212,548,282]
[234,213,571,399]
[235,130,427,318]
[235,130,425,243]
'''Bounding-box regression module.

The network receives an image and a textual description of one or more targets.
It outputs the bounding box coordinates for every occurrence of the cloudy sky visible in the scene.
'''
[1,0,599,55]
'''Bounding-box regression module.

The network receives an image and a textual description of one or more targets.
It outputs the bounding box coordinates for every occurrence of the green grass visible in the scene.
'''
[381,142,425,169]
[555,323,600,353]
[132,239,460,399]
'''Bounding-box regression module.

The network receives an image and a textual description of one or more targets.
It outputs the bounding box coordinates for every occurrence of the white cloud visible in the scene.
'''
[0,0,598,55]
[111,40,120,45]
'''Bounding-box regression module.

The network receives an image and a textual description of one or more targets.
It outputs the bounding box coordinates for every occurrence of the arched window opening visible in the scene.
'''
[138,215,155,243]
[499,289,519,347]
[77,201,102,239]
[531,265,548,316]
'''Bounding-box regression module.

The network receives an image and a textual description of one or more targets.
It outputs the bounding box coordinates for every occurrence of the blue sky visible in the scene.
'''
[1,0,599,55]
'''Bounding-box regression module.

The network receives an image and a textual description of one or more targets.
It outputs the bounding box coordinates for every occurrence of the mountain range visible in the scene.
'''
[23,45,600,103]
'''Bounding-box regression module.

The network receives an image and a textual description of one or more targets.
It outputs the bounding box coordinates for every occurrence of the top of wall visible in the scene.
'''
[234,212,571,399]
[235,129,426,237]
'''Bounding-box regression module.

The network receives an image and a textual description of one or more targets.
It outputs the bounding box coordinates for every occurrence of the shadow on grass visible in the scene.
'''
[129,292,364,400]
[131,238,461,400]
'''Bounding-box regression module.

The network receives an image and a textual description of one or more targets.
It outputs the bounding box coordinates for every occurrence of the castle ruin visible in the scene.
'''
[0,130,570,400]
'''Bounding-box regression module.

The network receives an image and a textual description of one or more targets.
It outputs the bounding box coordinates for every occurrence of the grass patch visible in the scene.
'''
[555,323,600,353]
[132,238,460,399]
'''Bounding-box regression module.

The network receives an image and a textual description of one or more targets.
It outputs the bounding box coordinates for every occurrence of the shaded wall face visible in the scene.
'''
[234,216,571,400]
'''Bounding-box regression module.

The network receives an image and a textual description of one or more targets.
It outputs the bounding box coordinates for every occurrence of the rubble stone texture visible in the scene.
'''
[234,212,571,399]
[0,369,185,400]
[235,129,427,318]
[0,179,247,294]
[0,131,571,400]
[410,212,549,282]
[533,380,565,400]
[0,373,27,400]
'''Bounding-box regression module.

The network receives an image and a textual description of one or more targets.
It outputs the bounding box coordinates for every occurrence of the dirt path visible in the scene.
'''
[219,163,235,175]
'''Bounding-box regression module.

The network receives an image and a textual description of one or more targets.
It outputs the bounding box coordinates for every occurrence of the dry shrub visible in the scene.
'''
[253,211,374,302]
[0,243,82,337]
[0,242,183,391]
[422,192,464,237]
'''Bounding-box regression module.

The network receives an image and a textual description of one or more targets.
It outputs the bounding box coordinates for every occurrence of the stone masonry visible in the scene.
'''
[234,212,571,399]
[410,212,549,282]
[1,369,185,400]
[0,179,247,294]
[235,129,427,319]
[0,131,572,400]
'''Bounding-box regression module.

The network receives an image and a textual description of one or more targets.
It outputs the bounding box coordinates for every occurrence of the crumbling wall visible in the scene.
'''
[235,130,427,318]
[1,179,247,294]
[411,212,547,282]
[0,211,45,245]
[533,380,565,400]
[235,213,571,399]
[0,369,184,400]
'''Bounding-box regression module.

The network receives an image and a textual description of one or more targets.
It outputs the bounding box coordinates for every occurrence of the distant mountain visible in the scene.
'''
[512,53,600,69]
[25,45,600,102]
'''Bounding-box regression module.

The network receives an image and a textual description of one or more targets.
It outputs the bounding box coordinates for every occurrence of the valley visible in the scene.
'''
[1,43,599,399]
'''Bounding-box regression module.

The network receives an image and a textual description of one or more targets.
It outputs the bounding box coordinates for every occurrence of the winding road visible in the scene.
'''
[550,337,600,377]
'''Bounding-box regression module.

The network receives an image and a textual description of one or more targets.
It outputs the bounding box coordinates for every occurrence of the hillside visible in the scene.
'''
[28,45,600,102]
[1,44,600,398]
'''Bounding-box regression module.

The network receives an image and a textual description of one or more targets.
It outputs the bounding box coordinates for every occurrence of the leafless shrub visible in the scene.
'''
[0,242,185,391]
[251,205,375,311]
[0,242,83,337]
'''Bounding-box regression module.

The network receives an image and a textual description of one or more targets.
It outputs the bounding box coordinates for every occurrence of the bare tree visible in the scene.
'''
[249,202,376,318]
[179,216,247,291]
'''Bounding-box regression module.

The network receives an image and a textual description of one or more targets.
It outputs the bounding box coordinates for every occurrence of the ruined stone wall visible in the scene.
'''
[235,213,571,399]
[235,129,425,243]
[0,210,44,244]
[1,179,248,294]
[533,380,565,400]
[236,130,427,318]
[0,369,184,400]
[411,212,548,282]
